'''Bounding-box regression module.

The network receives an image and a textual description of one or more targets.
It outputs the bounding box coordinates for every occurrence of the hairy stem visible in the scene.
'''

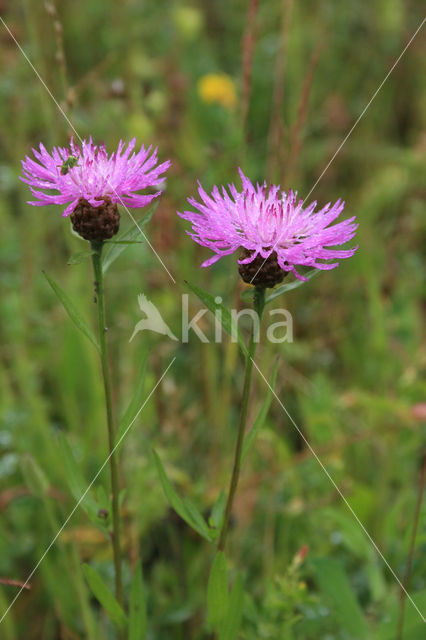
[217,287,265,552]
[91,243,123,607]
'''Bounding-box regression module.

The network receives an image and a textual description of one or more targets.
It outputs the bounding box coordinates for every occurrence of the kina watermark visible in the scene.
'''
[129,293,293,344]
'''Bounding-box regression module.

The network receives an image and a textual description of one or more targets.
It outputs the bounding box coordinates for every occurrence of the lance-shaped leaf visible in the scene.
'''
[218,574,244,640]
[43,271,100,352]
[185,281,248,358]
[207,552,228,629]
[240,269,319,304]
[153,450,213,542]
[242,360,279,463]
[102,203,158,274]
[265,269,319,303]
[114,353,148,454]
[105,240,144,245]
[58,433,101,524]
[67,249,96,265]
[128,561,147,640]
[83,564,127,630]
[209,490,226,532]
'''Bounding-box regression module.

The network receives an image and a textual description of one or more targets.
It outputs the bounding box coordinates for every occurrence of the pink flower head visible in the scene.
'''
[21,137,171,218]
[179,169,358,281]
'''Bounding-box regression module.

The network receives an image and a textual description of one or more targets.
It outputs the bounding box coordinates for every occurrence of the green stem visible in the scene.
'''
[217,287,265,552]
[91,243,123,607]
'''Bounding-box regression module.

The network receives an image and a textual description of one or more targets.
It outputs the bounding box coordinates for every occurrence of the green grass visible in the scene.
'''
[0,1,425,638]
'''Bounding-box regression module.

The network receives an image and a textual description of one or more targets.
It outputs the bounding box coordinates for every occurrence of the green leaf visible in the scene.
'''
[104,240,144,245]
[20,455,49,498]
[58,433,99,522]
[185,281,248,358]
[82,564,127,630]
[207,552,228,628]
[182,498,212,539]
[218,574,244,640]
[312,557,368,638]
[114,353,148,454]
[210,490,226,531]
[43,271,100,352]
[242,360,278,463]
[67,249,95,265]
[128,561,147,640]
[152,450,213,542]
[102,203,158,274]
[376,588,426,640]
[265,269,319,303]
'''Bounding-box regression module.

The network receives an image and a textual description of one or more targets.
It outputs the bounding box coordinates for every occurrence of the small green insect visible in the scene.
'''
[58,155,79,175]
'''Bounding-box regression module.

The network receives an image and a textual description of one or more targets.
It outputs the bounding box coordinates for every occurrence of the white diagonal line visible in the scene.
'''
[0,16,176,284]
[251,357,426,624]
[249,15,425,285]
[303,16,425,202]
[0,357,176,624]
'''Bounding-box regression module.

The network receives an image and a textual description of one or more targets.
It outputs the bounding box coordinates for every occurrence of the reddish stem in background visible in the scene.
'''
[266,0,294,181]
[241,0,260,148]
[286,39,323,183]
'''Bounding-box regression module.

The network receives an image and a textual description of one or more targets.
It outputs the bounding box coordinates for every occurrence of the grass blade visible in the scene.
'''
[312,557,368,638]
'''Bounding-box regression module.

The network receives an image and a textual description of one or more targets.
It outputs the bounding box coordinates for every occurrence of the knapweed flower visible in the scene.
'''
[21,138,171,241]
[197,73,237,110]
[179,169,358,287]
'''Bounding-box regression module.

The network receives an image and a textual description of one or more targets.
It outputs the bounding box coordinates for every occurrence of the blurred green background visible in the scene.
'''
[0,1,425,638]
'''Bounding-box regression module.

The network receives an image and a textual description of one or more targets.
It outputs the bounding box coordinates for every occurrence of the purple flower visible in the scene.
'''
[179,169,358,281]
[21,138,171,218]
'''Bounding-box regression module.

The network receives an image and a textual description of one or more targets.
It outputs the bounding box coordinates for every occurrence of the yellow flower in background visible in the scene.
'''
[197,73,237,109]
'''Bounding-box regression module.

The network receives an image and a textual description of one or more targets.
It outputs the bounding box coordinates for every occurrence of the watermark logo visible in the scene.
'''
[130,293,293,344]
[129,294,179,342]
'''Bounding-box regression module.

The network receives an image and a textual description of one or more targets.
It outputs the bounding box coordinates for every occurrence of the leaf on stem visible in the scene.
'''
[218,574,244,640]
[240,269,319,304]
[58,433,101,524]
[209,490,226,532]
[265,269,319,304]
[43,271,100,353]
[82,564,127,629]
[114,353,148,454]
[152,450,213,542]
[128,560,147,640]
[102,203,158,274]
[207,552,228,629]
[67,249,96,265]
[241,360,279,463]
[104,240,144,245]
